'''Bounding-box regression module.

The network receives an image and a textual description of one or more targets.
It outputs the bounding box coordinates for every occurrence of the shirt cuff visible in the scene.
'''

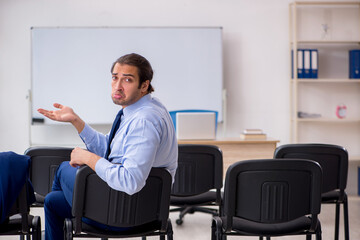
[95,158,112,181]
[79,123,94,143]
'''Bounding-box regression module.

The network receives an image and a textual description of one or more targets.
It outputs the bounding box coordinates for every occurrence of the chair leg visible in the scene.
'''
[343,195,350,240]
[64,219,73,240]
[316,220,322,240]
[335,203,340,240]
[316,230,322,240]
[167,219,173,240]
[211,219,217,240]
[212,217,223,240]
[192,206,219,216]
[176,206,193,225]
[32,216,41,240]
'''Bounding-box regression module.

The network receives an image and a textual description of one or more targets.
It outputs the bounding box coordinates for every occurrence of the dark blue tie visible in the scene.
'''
[105,109,123,160]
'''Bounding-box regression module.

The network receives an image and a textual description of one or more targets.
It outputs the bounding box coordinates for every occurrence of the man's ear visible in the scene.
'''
[141,80,150,93]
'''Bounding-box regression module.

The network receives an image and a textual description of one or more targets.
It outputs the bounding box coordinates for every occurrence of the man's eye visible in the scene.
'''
[125,78,131,82]
[112,76,117,80]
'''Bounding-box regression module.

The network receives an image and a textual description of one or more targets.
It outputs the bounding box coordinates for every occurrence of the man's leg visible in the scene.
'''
[44,191,72,240]
[51,161,78,205]
[44,162,77,240]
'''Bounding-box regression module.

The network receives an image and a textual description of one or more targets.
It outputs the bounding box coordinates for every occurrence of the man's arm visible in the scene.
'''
[69,147,101,170]
[37,103,85,133]
[38,103,104,171]
[94,118,161,195]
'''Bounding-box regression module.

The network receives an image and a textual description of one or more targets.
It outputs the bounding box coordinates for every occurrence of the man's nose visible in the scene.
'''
[114,80,123,90]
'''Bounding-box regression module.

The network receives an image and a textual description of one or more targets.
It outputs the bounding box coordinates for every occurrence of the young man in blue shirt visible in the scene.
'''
[38,53,178,240]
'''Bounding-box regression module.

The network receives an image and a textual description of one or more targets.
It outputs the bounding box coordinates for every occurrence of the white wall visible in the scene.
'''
[0,0,293,153]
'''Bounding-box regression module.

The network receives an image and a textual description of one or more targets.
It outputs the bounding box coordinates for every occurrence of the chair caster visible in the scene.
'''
[176,219,183,225]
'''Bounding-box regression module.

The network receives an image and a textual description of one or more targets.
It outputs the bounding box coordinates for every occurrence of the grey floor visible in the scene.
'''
[2,196,360,240]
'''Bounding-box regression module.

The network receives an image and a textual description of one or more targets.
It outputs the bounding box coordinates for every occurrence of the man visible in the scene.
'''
[38,53,178,240]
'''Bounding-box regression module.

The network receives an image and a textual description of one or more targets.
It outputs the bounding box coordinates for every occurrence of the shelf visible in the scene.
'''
[295,118,360,123]
[292,79,360,83]
[291,40,360,44]
[292,1,360,6]
[350,156,360,162]
[289,1,360,157]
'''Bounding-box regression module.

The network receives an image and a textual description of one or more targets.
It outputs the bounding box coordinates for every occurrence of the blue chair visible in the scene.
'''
[169,110,218,131]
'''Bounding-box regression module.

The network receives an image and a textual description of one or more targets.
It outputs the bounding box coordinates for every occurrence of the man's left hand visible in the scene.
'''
[70,147,101,170]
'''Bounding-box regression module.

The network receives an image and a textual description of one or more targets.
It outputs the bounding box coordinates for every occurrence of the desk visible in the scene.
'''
[178,138,280,175]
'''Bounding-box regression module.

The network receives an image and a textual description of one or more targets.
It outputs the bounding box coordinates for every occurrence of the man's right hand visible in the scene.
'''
[37,103,85,133]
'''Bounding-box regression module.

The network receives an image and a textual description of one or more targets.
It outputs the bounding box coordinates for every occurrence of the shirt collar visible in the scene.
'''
[122,94,151,117]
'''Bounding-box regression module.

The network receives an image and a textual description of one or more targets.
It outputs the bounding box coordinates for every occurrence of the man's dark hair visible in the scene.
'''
[111,53,154,93]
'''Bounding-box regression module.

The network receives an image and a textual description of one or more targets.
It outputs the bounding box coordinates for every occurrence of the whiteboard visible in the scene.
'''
[31,27,223,124]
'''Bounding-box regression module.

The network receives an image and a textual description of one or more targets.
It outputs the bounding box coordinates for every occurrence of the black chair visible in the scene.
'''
[274,143,349,240]
[64,166,173,240]
[212,159,323,240]
[0,183,41,240]
[24,146,73,206]
[170,144,223,225]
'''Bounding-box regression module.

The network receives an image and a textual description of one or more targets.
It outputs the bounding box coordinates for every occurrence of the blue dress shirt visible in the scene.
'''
[79,94,178,195]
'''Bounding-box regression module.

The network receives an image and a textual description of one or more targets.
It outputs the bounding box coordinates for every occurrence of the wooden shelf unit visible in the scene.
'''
[289,1,360,159]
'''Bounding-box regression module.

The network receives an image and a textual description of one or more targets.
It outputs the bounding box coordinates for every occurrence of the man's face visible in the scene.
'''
[111,63,149,108]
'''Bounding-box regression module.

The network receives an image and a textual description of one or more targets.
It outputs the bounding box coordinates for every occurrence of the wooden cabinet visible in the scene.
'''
[289,2,360,160]
[178,138,279,176]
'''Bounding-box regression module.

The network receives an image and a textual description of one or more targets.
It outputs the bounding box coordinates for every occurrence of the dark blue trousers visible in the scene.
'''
[44,161,76,240]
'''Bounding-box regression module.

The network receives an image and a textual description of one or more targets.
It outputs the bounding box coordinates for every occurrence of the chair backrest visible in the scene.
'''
[274,143,348,194]
[172,144,223,197]
[24,147,73,204]
[72,166,172,233]
[223,159,322,232]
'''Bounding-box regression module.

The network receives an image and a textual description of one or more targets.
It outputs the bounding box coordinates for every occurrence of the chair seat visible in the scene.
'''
[34,194,45,204]
[77,220,162,238]
[322,190,345,202]
[0,215,34,234]
[171,191,217,205]
[0,216,23,234]
[222,216,318,236]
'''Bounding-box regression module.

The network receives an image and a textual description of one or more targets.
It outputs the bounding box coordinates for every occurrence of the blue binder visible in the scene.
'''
[310,49,318,78]
[349,50,360,79]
